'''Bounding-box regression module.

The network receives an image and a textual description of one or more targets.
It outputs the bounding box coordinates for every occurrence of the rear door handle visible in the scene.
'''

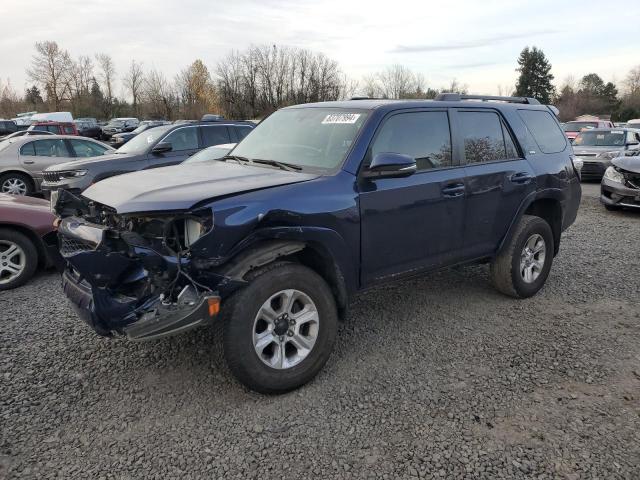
[442,183,465,197]
[510,172,532,184]
[23,160,35,164]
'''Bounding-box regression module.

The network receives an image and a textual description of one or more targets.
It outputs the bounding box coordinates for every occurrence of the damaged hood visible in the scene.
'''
[612,155,640,174]
[82,161,320,213]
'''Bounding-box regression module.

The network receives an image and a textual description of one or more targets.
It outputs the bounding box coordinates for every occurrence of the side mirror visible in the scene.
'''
[362,152,417,179]
[151,142,172,154]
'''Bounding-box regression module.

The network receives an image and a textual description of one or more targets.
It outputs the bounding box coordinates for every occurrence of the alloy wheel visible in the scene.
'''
[1,178,27,195]
[0,240,26,285]
[252,289,320,369]
[520,234,546,283]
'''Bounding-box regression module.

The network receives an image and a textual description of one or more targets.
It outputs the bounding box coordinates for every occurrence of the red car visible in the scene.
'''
[0,194,57,290]
[563,120,614,141]
[28,121,79,136]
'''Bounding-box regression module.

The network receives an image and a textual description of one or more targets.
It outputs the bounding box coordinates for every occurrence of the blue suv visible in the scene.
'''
[51,94,581,393]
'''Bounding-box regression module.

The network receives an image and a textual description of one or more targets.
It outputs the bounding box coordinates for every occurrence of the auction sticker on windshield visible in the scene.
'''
[322,113,361,124]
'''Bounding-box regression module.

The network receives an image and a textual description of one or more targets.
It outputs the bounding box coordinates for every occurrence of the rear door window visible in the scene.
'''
[201,125,231,147]
[19,142,36,156]
[63,125,75,134]
[30,139,69,157]
[458,111,512,163]
[518,110,567,154]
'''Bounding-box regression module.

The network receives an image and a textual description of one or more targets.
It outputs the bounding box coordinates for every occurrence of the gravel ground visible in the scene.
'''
[2,182,639,479]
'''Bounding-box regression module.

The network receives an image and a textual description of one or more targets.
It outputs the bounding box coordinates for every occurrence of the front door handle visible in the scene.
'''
[510,172,533,184]
[442,183,465,197]
[23,160,35,164]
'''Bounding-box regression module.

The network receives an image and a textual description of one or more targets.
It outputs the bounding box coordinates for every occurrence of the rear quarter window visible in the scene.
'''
[518,110,567,154]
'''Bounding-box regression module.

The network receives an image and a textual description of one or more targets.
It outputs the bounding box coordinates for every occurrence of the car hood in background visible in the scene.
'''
[612,156,640,174]
[573,146,625,157]
[46,152,135,171]
[0,192,50,211]
[82,161,320,213]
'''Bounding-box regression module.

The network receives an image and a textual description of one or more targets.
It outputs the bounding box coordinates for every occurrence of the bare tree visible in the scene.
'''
[123,60,144,116]
[142,69,177,119]
[26,41,73,110]
[215,45,346,119]
[95,53,116,116]
[625,66,640,95]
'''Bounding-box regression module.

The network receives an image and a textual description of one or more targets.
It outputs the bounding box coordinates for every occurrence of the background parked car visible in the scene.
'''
[572,128,640,179]
[42,119,254,195]
[0,120,21,138]
[28,122,78,136]
[600,152,640,210]
[101,117,139,140]
[74,120,102,139]
[0,193,56,290]
[110,120,171,147]
[182,143,236,163]
[0,130,55,141]
[563,120,614,141]
[0,136,114,195]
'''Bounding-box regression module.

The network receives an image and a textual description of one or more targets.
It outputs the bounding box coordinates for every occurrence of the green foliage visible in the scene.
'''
[514,46,555,104]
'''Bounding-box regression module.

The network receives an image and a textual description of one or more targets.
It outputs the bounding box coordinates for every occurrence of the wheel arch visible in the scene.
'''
[215,233,353,319]
[499,191,564,256]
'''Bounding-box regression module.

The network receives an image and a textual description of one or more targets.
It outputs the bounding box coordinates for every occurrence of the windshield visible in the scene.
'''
[115,125,172,154]
[107,120,126,127]
[573,130,626,147]
[130,123,152,134]
[563,122,598,132]
[184,145,234,163]
[231,108,369,172]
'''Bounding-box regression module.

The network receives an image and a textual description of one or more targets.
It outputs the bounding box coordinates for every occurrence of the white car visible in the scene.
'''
[0,135,114,195]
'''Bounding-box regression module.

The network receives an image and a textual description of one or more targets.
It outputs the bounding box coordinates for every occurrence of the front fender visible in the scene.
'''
[220,226,358,295]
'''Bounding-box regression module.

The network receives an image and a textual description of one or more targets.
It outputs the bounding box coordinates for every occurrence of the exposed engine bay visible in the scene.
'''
[52,189,240,340]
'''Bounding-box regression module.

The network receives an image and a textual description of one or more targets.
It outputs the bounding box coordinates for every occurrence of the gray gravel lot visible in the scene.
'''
[2,182,640,479]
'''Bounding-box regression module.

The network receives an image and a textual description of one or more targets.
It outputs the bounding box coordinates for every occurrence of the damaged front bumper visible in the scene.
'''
[52,206,241,341]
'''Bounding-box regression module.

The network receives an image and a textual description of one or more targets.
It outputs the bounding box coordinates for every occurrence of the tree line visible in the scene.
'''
[0,41,638,122]
[514,46,640,122]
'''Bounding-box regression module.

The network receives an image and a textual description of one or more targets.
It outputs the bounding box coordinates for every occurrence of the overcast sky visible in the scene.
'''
[2,0,639,98]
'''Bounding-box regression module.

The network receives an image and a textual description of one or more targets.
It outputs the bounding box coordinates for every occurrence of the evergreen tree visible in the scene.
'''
[24,85,44,108]
[514,46,555,104]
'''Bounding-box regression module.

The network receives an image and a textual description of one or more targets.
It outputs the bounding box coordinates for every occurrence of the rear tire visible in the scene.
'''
[0,228,38,290]
[222,262,338,394]
[490,215,554,298]
[0,172,34,196]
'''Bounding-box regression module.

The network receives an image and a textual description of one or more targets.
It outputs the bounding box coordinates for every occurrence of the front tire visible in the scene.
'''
[0,228,38,290]
[490,215,554,298]
[222,262,338,394]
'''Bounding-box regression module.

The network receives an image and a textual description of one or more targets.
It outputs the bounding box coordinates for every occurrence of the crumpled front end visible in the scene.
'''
[52,190,243,341]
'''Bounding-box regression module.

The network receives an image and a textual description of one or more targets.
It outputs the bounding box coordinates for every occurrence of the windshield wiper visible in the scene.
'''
[221,154,251,164]
[251,159,303,171]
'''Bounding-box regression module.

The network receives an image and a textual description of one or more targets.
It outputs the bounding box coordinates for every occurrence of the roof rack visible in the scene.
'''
[435,93,540,105]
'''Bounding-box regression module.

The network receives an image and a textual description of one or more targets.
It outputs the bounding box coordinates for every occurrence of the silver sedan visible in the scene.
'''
[0,135,114,195]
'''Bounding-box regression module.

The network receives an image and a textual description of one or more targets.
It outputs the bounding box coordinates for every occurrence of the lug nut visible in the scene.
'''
[287,330,293,336]
[289,319,295,326]
[279,335,285,342]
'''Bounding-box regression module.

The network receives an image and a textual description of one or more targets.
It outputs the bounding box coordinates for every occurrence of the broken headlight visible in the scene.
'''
[122,210,213,253]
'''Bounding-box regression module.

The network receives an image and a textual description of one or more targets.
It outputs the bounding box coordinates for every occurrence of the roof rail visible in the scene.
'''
[435,93,541,105]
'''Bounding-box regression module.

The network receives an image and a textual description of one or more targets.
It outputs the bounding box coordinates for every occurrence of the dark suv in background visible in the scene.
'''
[42,119,254,196]
[51,95,580,393]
